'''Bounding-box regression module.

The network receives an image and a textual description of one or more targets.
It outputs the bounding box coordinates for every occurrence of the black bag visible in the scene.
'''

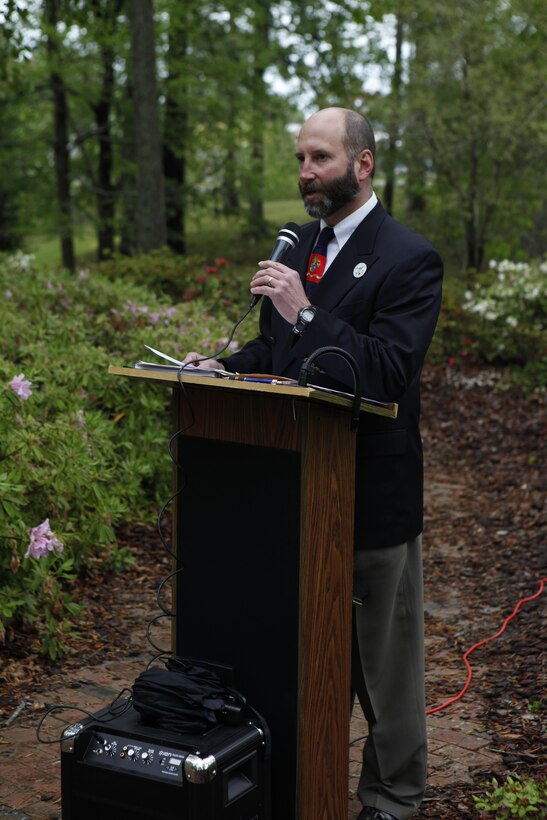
[131,656,246,734]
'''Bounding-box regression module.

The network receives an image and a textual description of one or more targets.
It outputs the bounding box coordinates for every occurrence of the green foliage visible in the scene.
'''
[462,260,546,375]
[429,259,546,389]
[0,551,82,661]
[2,0,546,267]
[428,279,471,366]
[0,249,243,657]
[473,774,547,817]
[372,0,547,268]
[94,249,248,311]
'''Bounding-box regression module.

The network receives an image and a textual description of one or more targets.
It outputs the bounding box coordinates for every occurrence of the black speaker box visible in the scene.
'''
[60,700,269,820]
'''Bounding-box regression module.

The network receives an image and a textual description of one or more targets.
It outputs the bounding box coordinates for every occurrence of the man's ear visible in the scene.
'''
[356,149,374,181]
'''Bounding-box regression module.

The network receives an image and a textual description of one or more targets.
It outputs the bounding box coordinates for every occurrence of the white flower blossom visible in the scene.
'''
[469,300,489,315]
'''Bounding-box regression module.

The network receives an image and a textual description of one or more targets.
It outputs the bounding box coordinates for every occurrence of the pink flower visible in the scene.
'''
[24,519,64,560]
[9,373,32,400]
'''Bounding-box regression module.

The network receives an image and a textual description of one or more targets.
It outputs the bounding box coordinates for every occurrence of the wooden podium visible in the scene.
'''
[109,366,396,820]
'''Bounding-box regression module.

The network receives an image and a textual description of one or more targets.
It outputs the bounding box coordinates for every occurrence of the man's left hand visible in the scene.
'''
[250,260,310,325]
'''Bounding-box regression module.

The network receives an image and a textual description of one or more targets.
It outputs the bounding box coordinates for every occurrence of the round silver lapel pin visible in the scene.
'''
[353,262,367,278]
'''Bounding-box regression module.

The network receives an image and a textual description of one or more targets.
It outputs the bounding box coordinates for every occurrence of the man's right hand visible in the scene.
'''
[182,352,223,370]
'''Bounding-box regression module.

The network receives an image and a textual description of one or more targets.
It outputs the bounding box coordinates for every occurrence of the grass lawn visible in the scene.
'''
[26,199,310,270]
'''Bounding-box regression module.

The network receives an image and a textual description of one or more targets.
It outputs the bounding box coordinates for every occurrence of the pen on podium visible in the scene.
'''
[242,377,284,384]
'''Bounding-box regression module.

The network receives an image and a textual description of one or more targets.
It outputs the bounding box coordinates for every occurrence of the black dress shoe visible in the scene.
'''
[357,807,399,820]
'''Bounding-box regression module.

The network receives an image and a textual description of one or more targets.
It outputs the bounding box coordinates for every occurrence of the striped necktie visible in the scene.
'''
[306,226,335,296]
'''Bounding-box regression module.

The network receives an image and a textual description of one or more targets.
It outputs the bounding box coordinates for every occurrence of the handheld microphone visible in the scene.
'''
[249,222,301,309]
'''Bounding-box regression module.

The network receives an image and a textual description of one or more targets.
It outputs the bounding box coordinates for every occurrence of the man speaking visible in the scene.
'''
[183,107,443,820]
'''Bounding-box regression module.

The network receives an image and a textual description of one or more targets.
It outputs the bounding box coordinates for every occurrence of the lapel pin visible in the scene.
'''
[353,262,367,278]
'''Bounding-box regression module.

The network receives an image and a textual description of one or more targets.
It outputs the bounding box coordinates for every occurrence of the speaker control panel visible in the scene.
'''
[80,731,188,785]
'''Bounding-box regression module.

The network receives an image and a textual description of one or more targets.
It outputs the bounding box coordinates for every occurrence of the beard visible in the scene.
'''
[299,161,360,219]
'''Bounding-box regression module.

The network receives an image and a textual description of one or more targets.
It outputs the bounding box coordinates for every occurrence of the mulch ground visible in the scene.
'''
[416,364,546,815]
[0,362,545,817]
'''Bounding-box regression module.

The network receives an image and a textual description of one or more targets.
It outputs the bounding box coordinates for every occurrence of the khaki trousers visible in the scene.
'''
[352,536,427,820]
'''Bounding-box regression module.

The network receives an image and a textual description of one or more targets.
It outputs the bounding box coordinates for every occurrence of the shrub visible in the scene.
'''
[463,260,546,367]
[473,774,547,817]
[0,250,248,656]
[95,249,250,309]
[429,258,546,389]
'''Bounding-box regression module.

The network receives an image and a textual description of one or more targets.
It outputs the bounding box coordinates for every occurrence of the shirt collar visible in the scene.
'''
[321,191,378,251]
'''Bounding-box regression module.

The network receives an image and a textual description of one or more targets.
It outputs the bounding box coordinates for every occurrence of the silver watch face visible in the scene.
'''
[301,307,315,323]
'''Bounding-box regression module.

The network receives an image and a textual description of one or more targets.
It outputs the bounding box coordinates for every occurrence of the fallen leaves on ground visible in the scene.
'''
[0,363,544,818]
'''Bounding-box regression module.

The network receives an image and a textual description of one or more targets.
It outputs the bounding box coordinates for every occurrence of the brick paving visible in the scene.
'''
[348,704,502,819]
[0,640,502,820]
[0,476,508,817]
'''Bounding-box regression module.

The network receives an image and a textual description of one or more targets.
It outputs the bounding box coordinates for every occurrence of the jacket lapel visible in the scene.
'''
[270,201,387,375]
[312,201,386,310]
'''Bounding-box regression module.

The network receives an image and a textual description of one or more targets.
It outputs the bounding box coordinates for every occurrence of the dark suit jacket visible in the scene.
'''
[223,201,443,549]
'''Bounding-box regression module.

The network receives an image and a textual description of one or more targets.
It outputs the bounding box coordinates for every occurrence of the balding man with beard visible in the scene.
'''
[184,107,443,820]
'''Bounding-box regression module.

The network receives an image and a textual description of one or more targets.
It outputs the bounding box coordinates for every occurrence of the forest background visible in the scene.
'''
[1,0,546,270]
[0,2,545,814]
[0,0,545,678]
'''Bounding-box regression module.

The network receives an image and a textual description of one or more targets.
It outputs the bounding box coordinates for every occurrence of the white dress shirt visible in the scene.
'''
[321,192,378,272]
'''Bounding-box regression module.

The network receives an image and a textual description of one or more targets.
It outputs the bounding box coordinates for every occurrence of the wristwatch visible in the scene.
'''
[293,305,317,335]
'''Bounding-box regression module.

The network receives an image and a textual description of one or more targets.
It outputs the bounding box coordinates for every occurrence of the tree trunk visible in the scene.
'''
[223,102,240,216]
[44,0,75,272]
[128,0,166,253]
[405,13,427,216]
[247,2,270,237]
[95,47,116,259]
[462,50,481,270]
[118,72,136,256]
[464,145,483,270]
[90,0,122,260]
[163,5,187,255]
[383,15,404,216]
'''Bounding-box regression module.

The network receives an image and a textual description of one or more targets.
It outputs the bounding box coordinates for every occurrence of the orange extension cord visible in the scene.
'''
[426,577,546,715]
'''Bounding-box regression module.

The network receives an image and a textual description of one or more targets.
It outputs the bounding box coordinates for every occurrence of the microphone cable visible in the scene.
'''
[298,346,362,432]
[176,303,253,374]
[144,381,200,658]
[177,221,301,373]
[143,320,239,661]
[36,688,133,745]
[147,223,304,658]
